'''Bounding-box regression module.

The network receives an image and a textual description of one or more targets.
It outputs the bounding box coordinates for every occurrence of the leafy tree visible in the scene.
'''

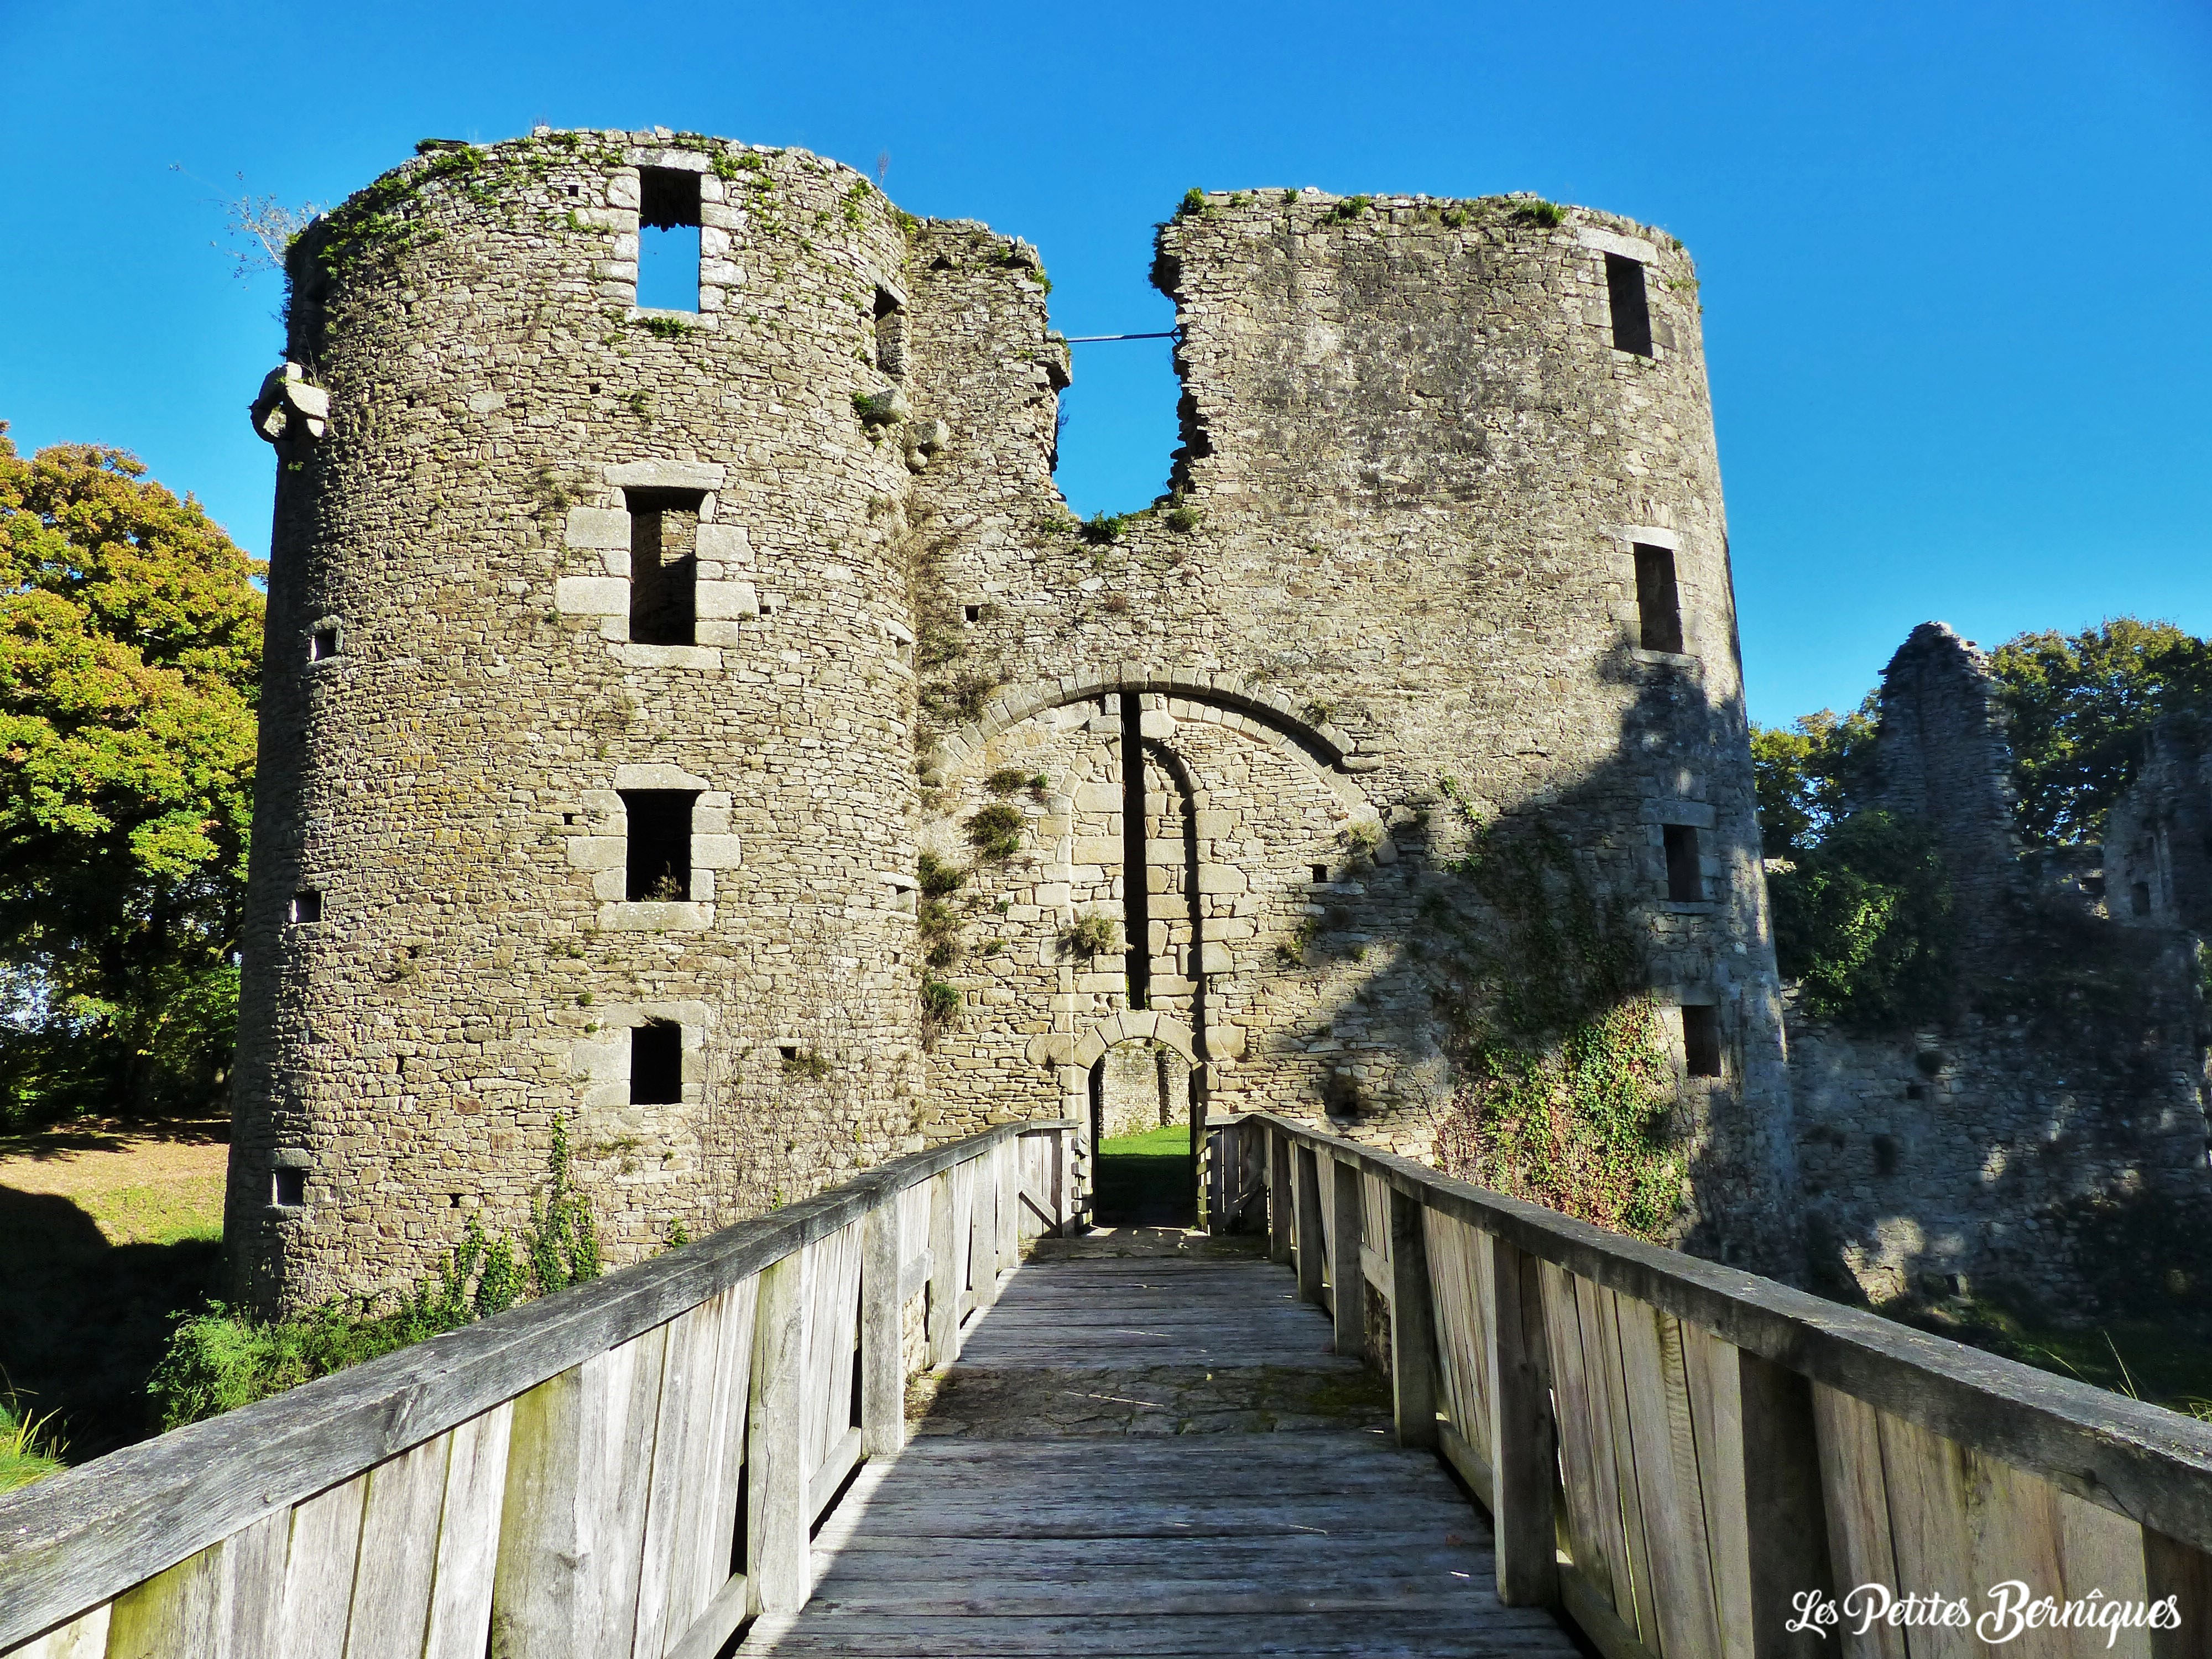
[1986,618,2212,846]
[0,424,263,1123]
[1768,811,1954,1027]
[1749,701,1879,859]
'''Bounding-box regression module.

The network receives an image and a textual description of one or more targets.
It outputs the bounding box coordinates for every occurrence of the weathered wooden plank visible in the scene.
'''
[1687,1334,1832,1659]
[1589,1278,1659,1651]
[632,1298,726,1659]
[1542,1264,1618,1616]
[1560,1564,1663,1659]
[926,1168,959,1367]
[2144,1529,2212,1659]
[735,1610,1575,1656]
[664,1571,749,1659]
[0,1123,1030,1655]
[808,1425,863,1521]
[1294,1143,1326,1306]
[489,1325,668,1659]
[1246,1115,2212,1554]
[105,1541,227,1659]
[221,1505,290,1658]
[1487,1232,1558,1607]
[747,1248,808,1618]
[1613,1295,1725,1659]
[278,1473,369,1659]
[1331,1154,1365,1359]
[1811,1384,1908,1659]
[343,1433,450,1659]
[801,1224,861,1486]
[860,1200,904,1460]
[993,1136,1020,1271]
[1425,1208,1491,1457]
[421,1401,512,1659]
[1269,1130,1293,1265]
[2,1603,109,1659]
[1387,1185,1439,1451]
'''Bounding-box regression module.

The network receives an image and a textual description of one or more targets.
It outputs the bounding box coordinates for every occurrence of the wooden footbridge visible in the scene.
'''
[7,1115,2212,1658]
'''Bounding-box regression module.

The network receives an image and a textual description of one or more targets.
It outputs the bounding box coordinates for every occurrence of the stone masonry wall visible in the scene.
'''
[1790,624,2212,1310]
[228,139,1804,1305]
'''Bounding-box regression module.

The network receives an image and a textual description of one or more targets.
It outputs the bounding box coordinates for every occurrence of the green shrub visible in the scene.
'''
[1164,502,1202,533]
[921,979,961,1025]
[965,803,1025,861]
[1078,512,1129,546]
[916,850,968,897]
[147,1121,597,1430]
[985,767,1048,799]
[1510,199,1567,228]
[1331,195,1373,220]
[1067,912,1118,955]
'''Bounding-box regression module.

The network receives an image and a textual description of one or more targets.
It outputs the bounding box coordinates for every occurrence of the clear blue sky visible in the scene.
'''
[2,0,2205,724]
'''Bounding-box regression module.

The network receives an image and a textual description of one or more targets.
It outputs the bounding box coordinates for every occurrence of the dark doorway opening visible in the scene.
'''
[1088,1045,1195,1227]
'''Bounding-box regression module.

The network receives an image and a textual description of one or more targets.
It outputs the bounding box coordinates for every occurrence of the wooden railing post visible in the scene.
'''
[1387,1186,1438,1451]
[1485,1233,1559,1607]
[1723,1348,1834,1657]
[1331,1156,1365,1359]
[1269,1131,1293,1264]
[859,1199,903,1460]
[994,1136,1019,1284]
[745,1250,807,1616]
[1293,1143,1326,1305]
[926,1170,959,1367]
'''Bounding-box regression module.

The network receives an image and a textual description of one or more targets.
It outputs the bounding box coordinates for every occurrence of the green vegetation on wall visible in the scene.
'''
[1420,782,1683,1240]
[1768,811,1954,1027]
[147,1118,602,1428]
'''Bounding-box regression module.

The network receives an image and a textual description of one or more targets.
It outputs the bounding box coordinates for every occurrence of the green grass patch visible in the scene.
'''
[1897,1299,2212,1421]
[1093,1122,1193,1226]
[0,1389,67,1494]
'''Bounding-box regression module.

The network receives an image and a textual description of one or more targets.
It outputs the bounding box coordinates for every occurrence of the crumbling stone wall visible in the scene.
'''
[228,133,1800,1309]
[2106,716,2212,935]
[1791,625,2212,1310]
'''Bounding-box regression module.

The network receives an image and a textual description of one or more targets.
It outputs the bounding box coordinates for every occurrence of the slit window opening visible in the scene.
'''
[310,627,338,661]
[290,890,322,924]
[632,1021,682,1105]
[1606,253,1653,357]
[874,287,907,375]
[1683,1004,1722,1078]
[637,168,702,312]
[1311,864,1329,885]
[622,790,697,901]
[272,1166,306,1207]
[2133,881,2152,917]
[1662,825,1704,902]
[1634,543,1684,654]
[627,489,702,645]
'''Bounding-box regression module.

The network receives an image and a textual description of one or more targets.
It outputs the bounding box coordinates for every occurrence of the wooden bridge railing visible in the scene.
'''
[0,1120,1076,1659]
[1222,1112,2212,1659]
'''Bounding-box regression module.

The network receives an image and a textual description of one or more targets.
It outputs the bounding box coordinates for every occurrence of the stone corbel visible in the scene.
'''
[251,364,332,444]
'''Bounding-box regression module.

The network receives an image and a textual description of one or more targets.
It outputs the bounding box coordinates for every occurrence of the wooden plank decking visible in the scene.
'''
[739,1234,1580,1657]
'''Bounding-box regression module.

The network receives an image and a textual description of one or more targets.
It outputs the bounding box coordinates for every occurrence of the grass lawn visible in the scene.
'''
[1093,1121,1194,1227]
[0,1117,228,1469]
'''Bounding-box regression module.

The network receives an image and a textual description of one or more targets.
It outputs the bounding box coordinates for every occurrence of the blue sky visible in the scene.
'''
[1,0,2205,724]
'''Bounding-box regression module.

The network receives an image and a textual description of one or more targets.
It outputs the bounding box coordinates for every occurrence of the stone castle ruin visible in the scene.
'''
[227,124,1802,1313]
[1788,623,2212,1312]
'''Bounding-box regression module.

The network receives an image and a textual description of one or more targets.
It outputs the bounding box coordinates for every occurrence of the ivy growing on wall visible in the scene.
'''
[1420,781,1684,1240]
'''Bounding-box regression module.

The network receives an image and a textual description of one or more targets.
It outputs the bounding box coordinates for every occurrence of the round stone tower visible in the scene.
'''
[228,131,931,1311]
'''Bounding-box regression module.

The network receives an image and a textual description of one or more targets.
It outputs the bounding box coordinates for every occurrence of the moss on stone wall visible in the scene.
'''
[1420,781,1683,1240]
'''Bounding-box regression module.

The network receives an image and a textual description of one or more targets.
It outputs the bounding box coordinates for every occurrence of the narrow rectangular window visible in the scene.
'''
[2132,881,2152,917]
[290,889,322,924]
[632,1020,682,1105]
[1683,1004,1721,1078]
[874,287,907,375]
[637,168,702,312]
[272,1166,306,1207]
[1634,543,1683,654]
[627,489,701,646]
[310,626,338,661]
[622,790,697,901]
[1663,825,1704,902]
[1606,253,1653,356]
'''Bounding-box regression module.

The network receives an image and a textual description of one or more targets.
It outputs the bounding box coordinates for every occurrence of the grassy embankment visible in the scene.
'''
[1092,1121,1196,1227]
